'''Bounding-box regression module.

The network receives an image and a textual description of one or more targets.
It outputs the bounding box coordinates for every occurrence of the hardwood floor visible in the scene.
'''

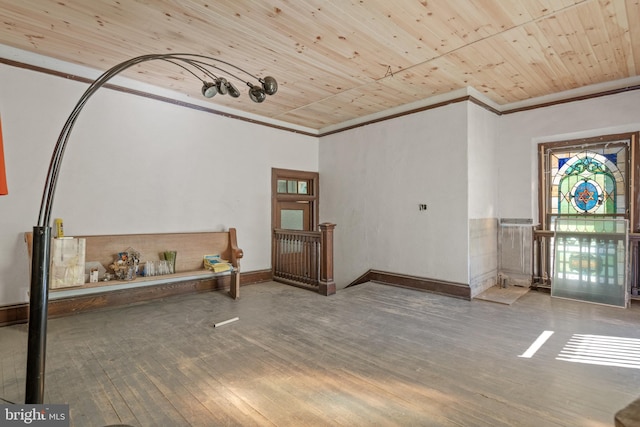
[1,281,639,426]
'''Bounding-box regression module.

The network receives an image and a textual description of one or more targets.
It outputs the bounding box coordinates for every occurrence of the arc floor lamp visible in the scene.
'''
[26,53,277,404]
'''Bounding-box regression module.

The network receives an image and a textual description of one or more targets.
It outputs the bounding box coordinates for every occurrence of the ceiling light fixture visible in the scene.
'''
[260,76,278,95]
[25,53,278,404]
[216,77,229,95]
[162,54,277,102]
[248,83,267,103]
[201,81,218,98]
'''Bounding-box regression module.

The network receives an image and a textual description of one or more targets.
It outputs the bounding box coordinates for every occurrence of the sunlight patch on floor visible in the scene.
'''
[556,334,640,369]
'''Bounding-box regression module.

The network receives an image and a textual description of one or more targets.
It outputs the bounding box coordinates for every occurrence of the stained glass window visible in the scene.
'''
[545,142,630,307]
[549,146,627,217]
[538,135,639,307]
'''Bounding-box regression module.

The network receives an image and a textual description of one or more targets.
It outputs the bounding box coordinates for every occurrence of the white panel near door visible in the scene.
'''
[552,217,628,308]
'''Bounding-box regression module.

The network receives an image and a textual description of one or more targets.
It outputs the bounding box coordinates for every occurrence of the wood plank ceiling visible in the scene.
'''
[1,0,639,133]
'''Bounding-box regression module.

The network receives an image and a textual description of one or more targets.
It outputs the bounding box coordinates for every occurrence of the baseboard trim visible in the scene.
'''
[240,269,273,285]
[0,269,272,327]
[0,303,29,327]
[347,269,471,300]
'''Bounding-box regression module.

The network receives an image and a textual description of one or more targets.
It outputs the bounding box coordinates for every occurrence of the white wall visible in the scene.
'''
[3,54,640,306]
[467,102,499,296]
[320,102,470,288]
[497,90,640,222]
[0,63,318,304]
[467,102,498,219]
[320,88,640,292]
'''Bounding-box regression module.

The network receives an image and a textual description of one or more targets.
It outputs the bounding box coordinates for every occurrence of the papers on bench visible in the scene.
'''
[204,254,232,273]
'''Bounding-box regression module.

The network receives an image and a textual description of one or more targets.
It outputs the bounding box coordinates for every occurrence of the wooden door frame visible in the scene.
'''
[271,168,320,272]
[271,168,319,231]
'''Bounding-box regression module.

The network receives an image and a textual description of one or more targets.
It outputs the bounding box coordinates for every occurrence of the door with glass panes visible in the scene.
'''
[272,168,318,231]
[271,169,319,275]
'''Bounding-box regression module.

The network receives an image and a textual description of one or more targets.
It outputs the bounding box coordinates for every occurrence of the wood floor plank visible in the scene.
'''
[1,281,639,426]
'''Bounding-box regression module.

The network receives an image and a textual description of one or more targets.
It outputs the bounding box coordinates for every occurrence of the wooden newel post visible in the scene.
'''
[318,222,336,296]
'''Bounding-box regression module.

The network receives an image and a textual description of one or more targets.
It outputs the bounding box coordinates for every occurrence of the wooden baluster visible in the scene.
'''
[279,232,286,278]
[280,233,285,276]
[312,237,317,285]
[310,236,316,285]
[285,233,290,278]
[292,233,298,279]
[272,231,276,279]
[543,233,548,285]
[289,233,295,279]
[278,232,283,277]
[285,234,291,278]
[308,236,314,285]
[302,235,307,283]
[290,233,296,279]
[280,233,285,277]
[632,237,639,296]
[301,236,309,283]
[274,232,279,278]
[315,238,320,283]
[295,234,300,281]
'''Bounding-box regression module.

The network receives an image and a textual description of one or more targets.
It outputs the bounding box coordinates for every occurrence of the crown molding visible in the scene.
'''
[0,44,319,136]
[2,44,639,138]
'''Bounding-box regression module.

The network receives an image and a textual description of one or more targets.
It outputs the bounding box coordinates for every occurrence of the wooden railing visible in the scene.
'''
[629,233,640,298]
[272,223,336,296]
[533,228,640,299]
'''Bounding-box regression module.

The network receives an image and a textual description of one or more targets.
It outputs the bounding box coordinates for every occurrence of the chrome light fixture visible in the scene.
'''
[260,76,278,95]
[201,81,217,98]
[226,81,241,98]
[25,53,277,404]
[215,77,228,95]
[248,83,267,103]
[247,76,279,102]
[163,54,278,103]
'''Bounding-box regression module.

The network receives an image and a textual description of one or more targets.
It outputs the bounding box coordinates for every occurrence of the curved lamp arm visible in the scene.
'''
[37,53,277,227]
[26,53,278,403]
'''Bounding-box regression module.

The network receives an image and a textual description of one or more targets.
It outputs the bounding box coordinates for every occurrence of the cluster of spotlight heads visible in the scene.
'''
[201,75,278,103]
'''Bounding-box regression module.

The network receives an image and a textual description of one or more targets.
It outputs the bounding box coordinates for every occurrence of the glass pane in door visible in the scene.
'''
[277,179,288,193]
[281,209,304,230]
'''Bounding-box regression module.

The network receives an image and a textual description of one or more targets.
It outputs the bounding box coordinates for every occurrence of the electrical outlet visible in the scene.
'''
[419,204,428,211]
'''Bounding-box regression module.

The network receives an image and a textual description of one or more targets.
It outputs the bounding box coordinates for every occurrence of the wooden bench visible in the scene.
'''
[24,229,244,305]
